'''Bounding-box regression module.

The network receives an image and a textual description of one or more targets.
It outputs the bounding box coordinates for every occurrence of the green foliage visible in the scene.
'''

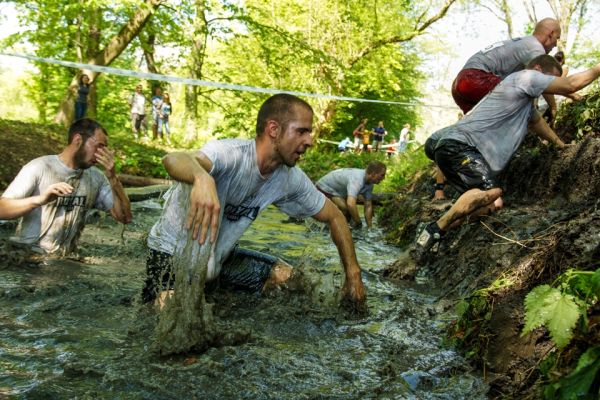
[522,285,580,348]
[522,269,600,349]
[555,87,600,141]
[377,147,433,193]
[543,345,600,400]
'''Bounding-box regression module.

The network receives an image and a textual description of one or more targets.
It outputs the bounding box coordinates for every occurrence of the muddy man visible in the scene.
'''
[414,55,600,261]
[143,93,366,312]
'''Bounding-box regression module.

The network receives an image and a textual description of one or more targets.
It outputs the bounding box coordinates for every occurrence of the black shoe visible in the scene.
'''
[411,222,443,262]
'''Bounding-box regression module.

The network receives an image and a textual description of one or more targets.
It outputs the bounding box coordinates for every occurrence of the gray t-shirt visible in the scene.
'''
[2,155,114,254]
[147,138,326,281]
[432,69,555,174]
[316,168,373,200]
[462,36,545,79]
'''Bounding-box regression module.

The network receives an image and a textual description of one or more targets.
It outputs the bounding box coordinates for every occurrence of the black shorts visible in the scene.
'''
[432,139,498,194]
[141,246,277,303]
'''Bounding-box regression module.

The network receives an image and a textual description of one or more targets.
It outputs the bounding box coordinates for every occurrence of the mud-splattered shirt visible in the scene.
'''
[316,168,373,201]
[430,69,556,174]
[147,139,325,281]
[2,155,113,254]
[462,36,545,79]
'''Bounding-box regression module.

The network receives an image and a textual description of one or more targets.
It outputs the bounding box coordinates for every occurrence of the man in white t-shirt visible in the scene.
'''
[316,162,386,229]
[144,94,366,311]
[415,55,600,260]
[0,118,132,255]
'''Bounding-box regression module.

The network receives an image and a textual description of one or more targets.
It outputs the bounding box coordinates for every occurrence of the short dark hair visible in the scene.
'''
[366,161,386,175]
[527,54,562,76]
[68,118,107,144]
[256,94,313,136]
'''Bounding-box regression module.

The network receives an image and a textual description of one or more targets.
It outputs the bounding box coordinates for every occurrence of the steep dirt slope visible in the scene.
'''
[380,133,600,398]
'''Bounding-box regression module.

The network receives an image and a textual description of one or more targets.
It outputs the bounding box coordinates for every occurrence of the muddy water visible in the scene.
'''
[0,201,487,399]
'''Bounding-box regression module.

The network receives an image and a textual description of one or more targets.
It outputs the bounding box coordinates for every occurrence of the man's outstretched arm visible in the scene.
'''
[0,183,73,220]
[313,199,366,311]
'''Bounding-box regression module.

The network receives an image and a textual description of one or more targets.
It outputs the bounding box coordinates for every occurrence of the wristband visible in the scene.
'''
[435,183,445,191]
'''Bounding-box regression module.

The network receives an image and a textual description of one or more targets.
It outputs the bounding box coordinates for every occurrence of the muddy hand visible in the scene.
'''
[95,147,116,176]
[340,278,367,315]
[37,182,74,206]
[186,176,220,244]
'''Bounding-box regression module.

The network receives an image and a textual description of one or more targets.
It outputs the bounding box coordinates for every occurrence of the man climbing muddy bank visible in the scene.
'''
[414,55,600,260]
[143,93,366,311]
[316,162,387,229]
[0,118,132,255]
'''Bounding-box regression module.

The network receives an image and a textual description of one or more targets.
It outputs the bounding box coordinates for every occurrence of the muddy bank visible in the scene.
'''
[380,134,600,398]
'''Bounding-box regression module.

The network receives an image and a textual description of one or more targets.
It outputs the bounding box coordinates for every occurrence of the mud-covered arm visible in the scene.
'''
[105,174,132,224]
[529,112,565,148]
[313,199,366,311]
[95,147,131,224]
[345,196,362,227]
[162,151,220,244]
[542,94,557,123]
[544,64,600,96]
[364,200,374,228]
[0,183,73,220]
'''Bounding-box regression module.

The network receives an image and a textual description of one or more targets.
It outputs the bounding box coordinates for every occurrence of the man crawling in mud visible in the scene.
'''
[143,93,366,311]
[0,118,132,255]
[414,55,600,260]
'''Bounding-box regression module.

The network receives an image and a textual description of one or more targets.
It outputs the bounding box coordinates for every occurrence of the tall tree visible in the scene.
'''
[7,0,163,126]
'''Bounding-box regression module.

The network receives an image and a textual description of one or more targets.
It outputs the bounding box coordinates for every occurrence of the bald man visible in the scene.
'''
[452,18,561,114]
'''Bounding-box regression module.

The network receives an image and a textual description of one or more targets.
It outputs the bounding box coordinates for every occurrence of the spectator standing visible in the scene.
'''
[372,121,387,152]
[129,84,148,140]
[158,92,172,144]
[352,118,367,153]
[151,87,163,140]
[399,123,410,152]
[74,74,91,120]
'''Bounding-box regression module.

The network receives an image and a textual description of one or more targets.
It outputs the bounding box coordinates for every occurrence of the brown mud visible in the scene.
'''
[379,132,600,398]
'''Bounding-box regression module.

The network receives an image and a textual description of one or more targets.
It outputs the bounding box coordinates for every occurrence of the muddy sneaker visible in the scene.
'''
[411,222,443,262]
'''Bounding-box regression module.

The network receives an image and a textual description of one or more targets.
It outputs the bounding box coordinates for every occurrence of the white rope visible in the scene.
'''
[0,52,458,110]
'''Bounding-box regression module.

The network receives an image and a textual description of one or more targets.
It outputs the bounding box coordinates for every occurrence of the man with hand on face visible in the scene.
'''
[0,118,132,255]
[316,162,387,230]
[143,94,367,312]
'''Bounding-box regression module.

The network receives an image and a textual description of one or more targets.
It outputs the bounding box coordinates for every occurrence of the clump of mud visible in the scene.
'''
[152,183,217,355]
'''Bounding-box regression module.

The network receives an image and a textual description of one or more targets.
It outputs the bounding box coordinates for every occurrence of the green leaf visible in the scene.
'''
[546,294,580,348]
[522,285,581,348]
[523,285,559,333]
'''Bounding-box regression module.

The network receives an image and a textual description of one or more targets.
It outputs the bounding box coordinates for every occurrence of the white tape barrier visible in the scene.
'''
[0,52,457,109]
[317,138,415,149]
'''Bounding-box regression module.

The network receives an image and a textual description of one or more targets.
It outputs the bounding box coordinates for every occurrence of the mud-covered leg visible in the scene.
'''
[438,188,503,231]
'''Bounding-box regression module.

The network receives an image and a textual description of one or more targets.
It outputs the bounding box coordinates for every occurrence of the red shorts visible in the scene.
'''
[451,69,502,114]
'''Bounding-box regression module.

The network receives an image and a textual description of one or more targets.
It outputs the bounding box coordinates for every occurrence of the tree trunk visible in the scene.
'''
[54,0,163,126]
[183,0,209,141]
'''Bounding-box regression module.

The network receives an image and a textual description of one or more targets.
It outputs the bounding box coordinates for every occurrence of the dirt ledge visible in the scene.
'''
[380,133,600,398]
